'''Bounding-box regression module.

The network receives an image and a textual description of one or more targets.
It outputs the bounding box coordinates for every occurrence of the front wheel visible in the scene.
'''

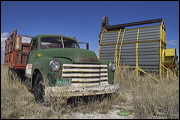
[34,73,45,103]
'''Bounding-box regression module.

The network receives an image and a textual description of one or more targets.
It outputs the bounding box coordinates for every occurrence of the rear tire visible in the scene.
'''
[34,73,45,103]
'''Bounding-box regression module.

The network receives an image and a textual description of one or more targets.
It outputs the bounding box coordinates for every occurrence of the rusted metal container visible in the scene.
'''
[4,30,30,69]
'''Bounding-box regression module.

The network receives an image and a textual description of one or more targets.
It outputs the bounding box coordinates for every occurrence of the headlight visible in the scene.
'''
[109,62,116,71]
[49,60,60,71]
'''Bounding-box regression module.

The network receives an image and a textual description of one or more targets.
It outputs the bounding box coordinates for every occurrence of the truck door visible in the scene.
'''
[27,37,39,64]
[26,37,39,77]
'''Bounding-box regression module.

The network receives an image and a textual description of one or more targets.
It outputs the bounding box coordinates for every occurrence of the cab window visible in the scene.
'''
[30,38,38,51]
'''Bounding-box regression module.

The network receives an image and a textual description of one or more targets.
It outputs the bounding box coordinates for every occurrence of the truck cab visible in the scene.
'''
[25,34,119,102]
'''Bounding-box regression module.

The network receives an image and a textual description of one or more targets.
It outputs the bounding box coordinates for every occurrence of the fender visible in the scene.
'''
[27,57,73,88]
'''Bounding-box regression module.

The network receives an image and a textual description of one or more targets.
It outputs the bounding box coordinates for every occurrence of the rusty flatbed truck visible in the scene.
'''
[4,30,119,103]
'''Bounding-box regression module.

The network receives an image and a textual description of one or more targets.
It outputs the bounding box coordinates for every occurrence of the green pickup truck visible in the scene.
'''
[4,30,120,103]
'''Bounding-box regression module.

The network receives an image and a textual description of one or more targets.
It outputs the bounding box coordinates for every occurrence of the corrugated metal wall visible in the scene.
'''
[99,25,161,73]
[100,31,118,60]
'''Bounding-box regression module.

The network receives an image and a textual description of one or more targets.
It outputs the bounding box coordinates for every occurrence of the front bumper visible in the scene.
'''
[45,84,120,97]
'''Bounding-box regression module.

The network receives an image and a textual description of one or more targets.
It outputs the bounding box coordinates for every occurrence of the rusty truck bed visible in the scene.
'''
[4,30,30,70]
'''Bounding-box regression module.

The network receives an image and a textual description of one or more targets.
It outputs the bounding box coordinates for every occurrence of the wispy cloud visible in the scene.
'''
[1,32,9,51]
[1,32,9,64]
[167,39,179,45]
[22,36,31,43]
[1,32,9,38]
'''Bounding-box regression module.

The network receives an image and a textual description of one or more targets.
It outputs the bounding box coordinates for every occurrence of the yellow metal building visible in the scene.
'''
[98,17,178,80]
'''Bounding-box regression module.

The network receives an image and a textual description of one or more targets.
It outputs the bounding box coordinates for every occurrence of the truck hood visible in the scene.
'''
[40,48,98,63]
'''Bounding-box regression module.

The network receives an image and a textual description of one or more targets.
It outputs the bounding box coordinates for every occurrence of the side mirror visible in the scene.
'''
[78,42,89,50]
[86,43,89,50]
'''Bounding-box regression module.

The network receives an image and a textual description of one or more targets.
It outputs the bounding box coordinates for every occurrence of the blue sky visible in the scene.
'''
[1,1,179,63]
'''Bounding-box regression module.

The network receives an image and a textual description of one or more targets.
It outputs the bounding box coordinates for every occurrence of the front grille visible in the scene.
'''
[62,64,109,87]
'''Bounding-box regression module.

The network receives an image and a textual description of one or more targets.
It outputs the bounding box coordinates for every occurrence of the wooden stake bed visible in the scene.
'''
[4,30,30,70]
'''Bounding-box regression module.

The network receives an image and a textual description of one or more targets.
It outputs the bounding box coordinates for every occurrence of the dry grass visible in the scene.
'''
[114,67,179,119]
[1,65,179,119]
[1,65,73,119]
[1,65,116,119]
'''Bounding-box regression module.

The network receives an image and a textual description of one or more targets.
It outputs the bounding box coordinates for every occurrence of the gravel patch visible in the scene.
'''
[75,109,134,119]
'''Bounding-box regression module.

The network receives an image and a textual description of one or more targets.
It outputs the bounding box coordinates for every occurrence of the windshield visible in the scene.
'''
[40,37,79,49]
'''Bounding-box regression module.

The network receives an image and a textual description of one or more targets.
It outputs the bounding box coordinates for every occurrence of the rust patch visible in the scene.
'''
[80,58,98,62]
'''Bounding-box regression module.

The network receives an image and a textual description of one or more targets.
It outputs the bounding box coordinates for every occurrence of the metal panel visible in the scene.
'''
[121,46,136,50]
[120,42,136,67]
[121,52,136,56]
[101,38,117,44]
[121,45,136,49]
[138,62,159,65]
[138,44,159,49]
[138,39,159,67]
[102,32,118,43]
[99,45,115,60]
[138,59,159,62]
[100,49,115,54]
[138,26,160,41]
[100,56,115,60]
[139,26,160,31]
[125,29,138,34]
[100,56,114,60]
[121,49,136,53]
[139,32,160,37]
[100,55,115,60]
[121,62,136,66]
[138,37,159,41]
[100,45,116,49]
[123,30,138,42]
[99,24,161,73]
[138,54,159,59]
[138,48,159,52]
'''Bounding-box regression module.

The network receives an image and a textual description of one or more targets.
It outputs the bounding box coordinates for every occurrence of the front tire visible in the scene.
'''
[34,73,45,103]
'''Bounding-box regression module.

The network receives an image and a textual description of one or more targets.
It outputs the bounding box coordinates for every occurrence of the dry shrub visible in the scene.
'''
[1,65,179,119]
[133,75,179,119]
[1,65,115,119]
[1,65,34,119]
[114,67,179,119]
[1,65,73,119]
